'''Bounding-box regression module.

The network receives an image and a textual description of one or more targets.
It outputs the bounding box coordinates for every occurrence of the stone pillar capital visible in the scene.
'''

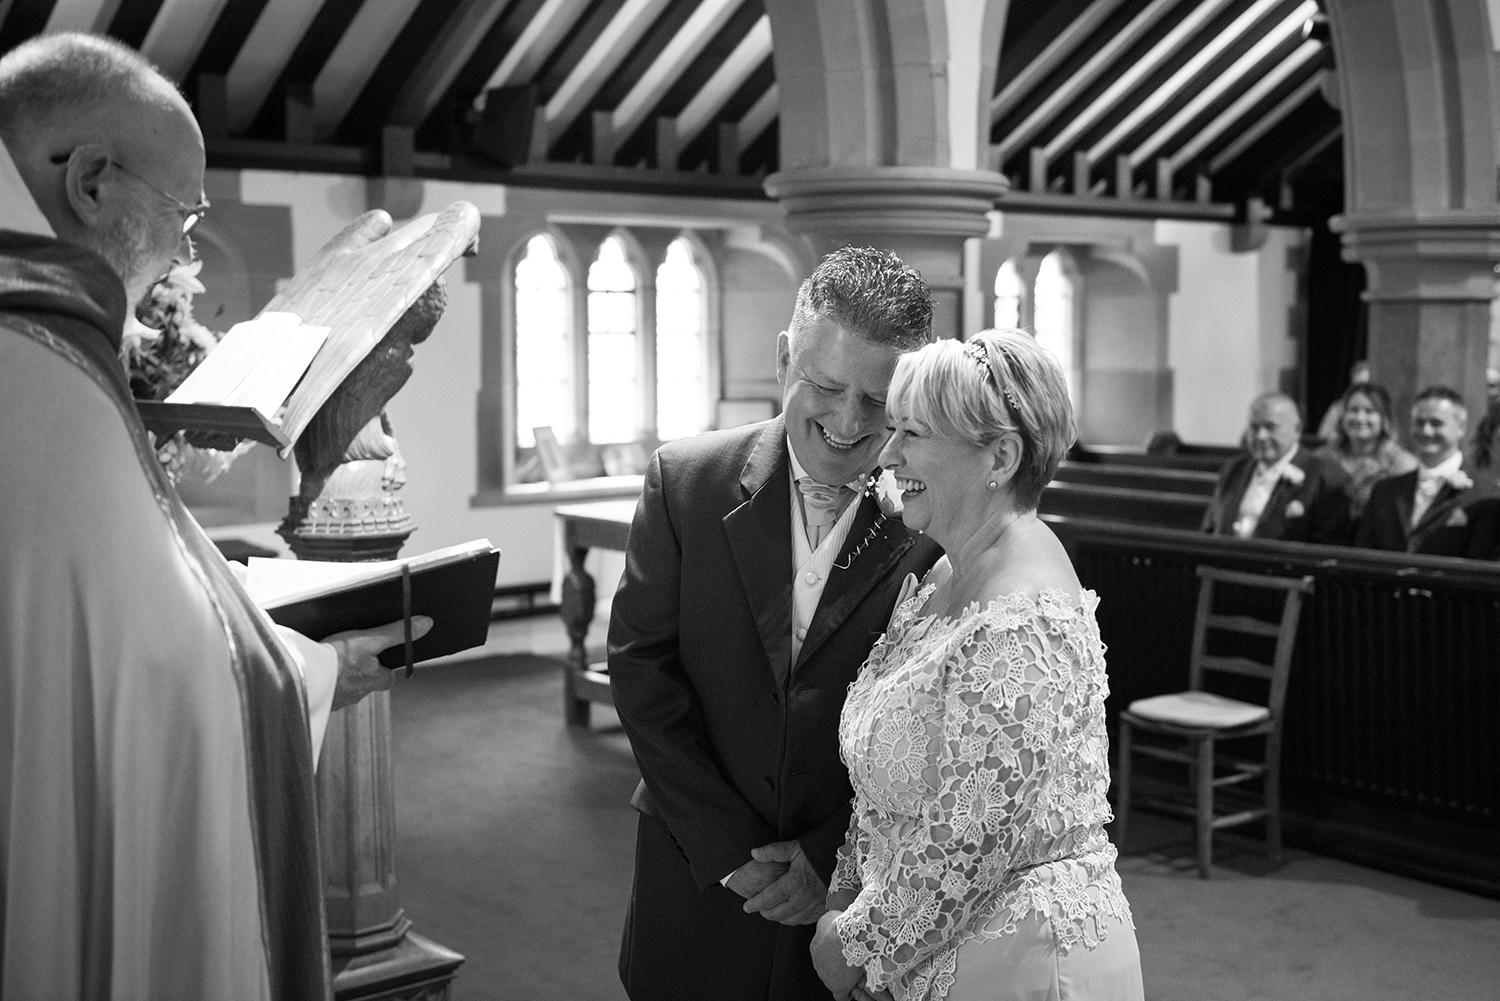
[763,166,1009,241]
[1333,211,1500,302]
[762,166,1009,339]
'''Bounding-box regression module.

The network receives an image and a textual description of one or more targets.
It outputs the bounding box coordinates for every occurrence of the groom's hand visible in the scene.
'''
[724,859,788,899]
[742,839,826,925]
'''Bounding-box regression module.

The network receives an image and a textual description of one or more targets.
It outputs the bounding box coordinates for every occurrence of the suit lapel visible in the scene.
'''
[723,419,795,688]
[1392,473,1416,543]
[1254,475,1293,538]
[1219,458,1255,533]
[794,491,914,673]
[1412,479,1463,537]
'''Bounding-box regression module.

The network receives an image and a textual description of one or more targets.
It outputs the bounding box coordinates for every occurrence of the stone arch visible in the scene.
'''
[765,0,1012,171]
[1326,0,1500,421]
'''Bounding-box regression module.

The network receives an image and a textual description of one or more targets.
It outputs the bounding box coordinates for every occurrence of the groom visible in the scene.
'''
[610,247,943,1000]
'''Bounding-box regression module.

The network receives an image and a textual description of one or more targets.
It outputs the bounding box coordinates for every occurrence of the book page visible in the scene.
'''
[244,538,495,610]
[166,312,327,419]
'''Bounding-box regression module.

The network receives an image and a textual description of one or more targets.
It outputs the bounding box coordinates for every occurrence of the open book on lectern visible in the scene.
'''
[135,201,481,454]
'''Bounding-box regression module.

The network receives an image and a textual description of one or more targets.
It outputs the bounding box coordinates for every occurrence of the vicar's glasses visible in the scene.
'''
[50,151,209,235]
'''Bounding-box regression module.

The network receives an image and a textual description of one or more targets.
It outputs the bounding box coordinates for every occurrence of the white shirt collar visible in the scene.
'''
[1256,443,1298,478]
[1419,451,1463,480]
[786,438,864,491]
[0,138,55,238]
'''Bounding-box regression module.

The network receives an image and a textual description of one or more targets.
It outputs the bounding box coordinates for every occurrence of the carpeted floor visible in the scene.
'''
[390,653,1500,1001]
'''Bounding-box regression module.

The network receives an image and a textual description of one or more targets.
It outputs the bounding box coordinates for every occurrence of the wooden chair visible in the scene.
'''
[1114,565,1314,878]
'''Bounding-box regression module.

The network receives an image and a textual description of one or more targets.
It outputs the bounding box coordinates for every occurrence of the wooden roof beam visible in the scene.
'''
[1099,0,1318,167]
[1038,0,1242,162]
[545,0,675,144]
[992,0,1180,164]
[310,0,424,138]
[612,0,742,141]
[383,0,511,129]
[222,0,327,135]
[1207,69,1328,173]
[673,13,770,147]
[990,0,1132,122]
[480,0,593,95]
[1162,41,1323,171]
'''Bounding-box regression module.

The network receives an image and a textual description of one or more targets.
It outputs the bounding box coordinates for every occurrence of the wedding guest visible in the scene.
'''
[1312,382,1417,520]
[1472,398,1500,484]
[609,247,943,1001]
[1202,392,1353,545]
[1356,387,1500,558]
[1316,359,1372,443]
[0,33,422,998]
[811,330,1142,1001]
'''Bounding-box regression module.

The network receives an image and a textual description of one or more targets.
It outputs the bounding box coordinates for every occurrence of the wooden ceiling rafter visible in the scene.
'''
[1167,43,1324,171]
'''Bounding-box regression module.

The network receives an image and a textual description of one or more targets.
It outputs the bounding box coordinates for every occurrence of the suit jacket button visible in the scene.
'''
[762,776,775,790]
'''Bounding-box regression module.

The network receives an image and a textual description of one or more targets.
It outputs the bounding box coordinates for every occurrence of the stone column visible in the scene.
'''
[1334,213,1500,420]
[279,284,464,1000]
[762,166,1010,339]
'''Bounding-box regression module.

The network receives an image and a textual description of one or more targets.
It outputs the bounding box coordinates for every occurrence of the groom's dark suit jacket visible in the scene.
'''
[1354,460,1500,559]
[609,417,941,1001]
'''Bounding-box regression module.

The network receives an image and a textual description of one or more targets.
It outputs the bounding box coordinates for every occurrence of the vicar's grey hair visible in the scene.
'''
[0,33,170,146]
[788,246,934,352]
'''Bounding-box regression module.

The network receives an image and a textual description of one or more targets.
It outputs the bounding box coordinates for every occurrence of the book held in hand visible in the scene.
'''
[245,539,501,669]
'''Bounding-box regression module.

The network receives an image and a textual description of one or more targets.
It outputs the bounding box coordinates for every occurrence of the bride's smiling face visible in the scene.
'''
[879,413,993,546]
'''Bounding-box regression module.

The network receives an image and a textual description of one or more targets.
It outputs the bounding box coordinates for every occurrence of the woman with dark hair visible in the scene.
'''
[1313,382,1417,520]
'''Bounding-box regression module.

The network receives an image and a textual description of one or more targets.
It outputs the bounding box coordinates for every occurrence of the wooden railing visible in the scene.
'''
[1047,517,1500,897]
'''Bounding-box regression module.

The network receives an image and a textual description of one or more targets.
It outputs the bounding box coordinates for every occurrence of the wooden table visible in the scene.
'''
[554,500,636,725]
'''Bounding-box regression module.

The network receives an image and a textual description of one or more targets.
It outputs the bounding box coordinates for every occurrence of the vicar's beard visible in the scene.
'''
[92,214,161,313]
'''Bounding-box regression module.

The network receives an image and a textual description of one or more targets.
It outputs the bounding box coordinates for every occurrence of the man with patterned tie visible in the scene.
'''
[610,247,943,1000]
[1356,386,1500,558]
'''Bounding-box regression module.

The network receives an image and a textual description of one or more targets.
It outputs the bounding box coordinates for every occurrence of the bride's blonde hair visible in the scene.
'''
[885,328,1076,510]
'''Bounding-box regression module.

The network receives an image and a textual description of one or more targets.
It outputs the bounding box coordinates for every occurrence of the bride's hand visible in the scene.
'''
[810,910,863,997]
[852,987,894,1001]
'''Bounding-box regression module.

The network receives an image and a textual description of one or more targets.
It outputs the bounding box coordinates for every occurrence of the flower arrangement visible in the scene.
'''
[120,260,240,483]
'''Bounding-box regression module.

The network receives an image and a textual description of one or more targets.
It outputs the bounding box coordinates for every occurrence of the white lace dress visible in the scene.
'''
[832,578,1140,1001]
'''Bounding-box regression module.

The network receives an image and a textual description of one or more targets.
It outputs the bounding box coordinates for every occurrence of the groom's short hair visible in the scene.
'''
[788,246,933,351]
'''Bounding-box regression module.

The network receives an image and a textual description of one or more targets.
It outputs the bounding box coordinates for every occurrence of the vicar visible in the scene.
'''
[1355,386,1500,558]
[609,247,944,1000]
[1202,391,1353,545]
[0,33,423,999]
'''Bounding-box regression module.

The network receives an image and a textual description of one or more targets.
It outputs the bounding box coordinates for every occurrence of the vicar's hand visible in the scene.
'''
[326,616,432,711]
[742,840,826,925]
[811,909,863,1000]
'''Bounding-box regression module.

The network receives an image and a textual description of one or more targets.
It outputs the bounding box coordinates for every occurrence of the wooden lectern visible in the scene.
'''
[198,203,479,1000]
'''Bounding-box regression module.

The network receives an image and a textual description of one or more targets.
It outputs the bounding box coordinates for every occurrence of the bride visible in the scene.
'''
[810,330,1144,1001]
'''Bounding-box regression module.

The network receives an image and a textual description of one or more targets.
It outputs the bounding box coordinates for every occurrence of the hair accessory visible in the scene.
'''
[965,338,1022,414]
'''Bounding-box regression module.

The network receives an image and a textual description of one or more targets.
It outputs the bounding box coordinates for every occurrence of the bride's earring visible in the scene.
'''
[987,480,998,490]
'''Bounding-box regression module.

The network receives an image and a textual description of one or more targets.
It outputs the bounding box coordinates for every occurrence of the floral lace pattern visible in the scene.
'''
[832,580,1133,1000]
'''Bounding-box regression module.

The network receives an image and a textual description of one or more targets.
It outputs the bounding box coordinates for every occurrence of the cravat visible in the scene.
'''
[1411,471,1445,527]
[798,478,844,549]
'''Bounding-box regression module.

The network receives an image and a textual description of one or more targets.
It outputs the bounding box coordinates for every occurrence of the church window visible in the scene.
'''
[1034,250,1079,406]
[587,236,640,444]
[514,234,573,448]
[994,259,1023,331]
[655,238,709,441]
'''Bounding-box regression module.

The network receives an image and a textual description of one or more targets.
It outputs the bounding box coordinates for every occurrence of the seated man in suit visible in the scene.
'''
[1355,386,1500,558]
[1202,391,1353,545]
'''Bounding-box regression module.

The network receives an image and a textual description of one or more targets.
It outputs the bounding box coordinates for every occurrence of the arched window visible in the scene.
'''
[514,234,572,447]
[1033,250,1078,404]
[655,238,708,440]
[587,236,639,444]
[994,259,1023,330]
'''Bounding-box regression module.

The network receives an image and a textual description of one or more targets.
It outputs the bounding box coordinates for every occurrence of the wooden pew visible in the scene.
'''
[1048,515,1500,899]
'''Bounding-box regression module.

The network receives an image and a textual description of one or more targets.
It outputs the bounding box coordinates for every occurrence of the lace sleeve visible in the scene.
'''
[829,809,863,896]
[834,615,1064,991]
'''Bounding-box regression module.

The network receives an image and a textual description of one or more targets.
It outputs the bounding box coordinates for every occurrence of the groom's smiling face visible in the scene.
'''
[777,315,902,487]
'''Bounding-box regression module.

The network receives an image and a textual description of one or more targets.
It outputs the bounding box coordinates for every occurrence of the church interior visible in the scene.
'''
[2,0,1499,998]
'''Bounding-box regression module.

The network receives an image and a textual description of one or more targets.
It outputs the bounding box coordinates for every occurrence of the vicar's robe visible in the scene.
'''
[0,230,332,999]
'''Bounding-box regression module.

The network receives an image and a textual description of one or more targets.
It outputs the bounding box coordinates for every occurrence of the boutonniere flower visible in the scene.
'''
[1446,508,1469,528]
[869,469,903,517]
[1284,499,1306,519]
[1280,464,1306,487]
[1446,470,1474,491]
